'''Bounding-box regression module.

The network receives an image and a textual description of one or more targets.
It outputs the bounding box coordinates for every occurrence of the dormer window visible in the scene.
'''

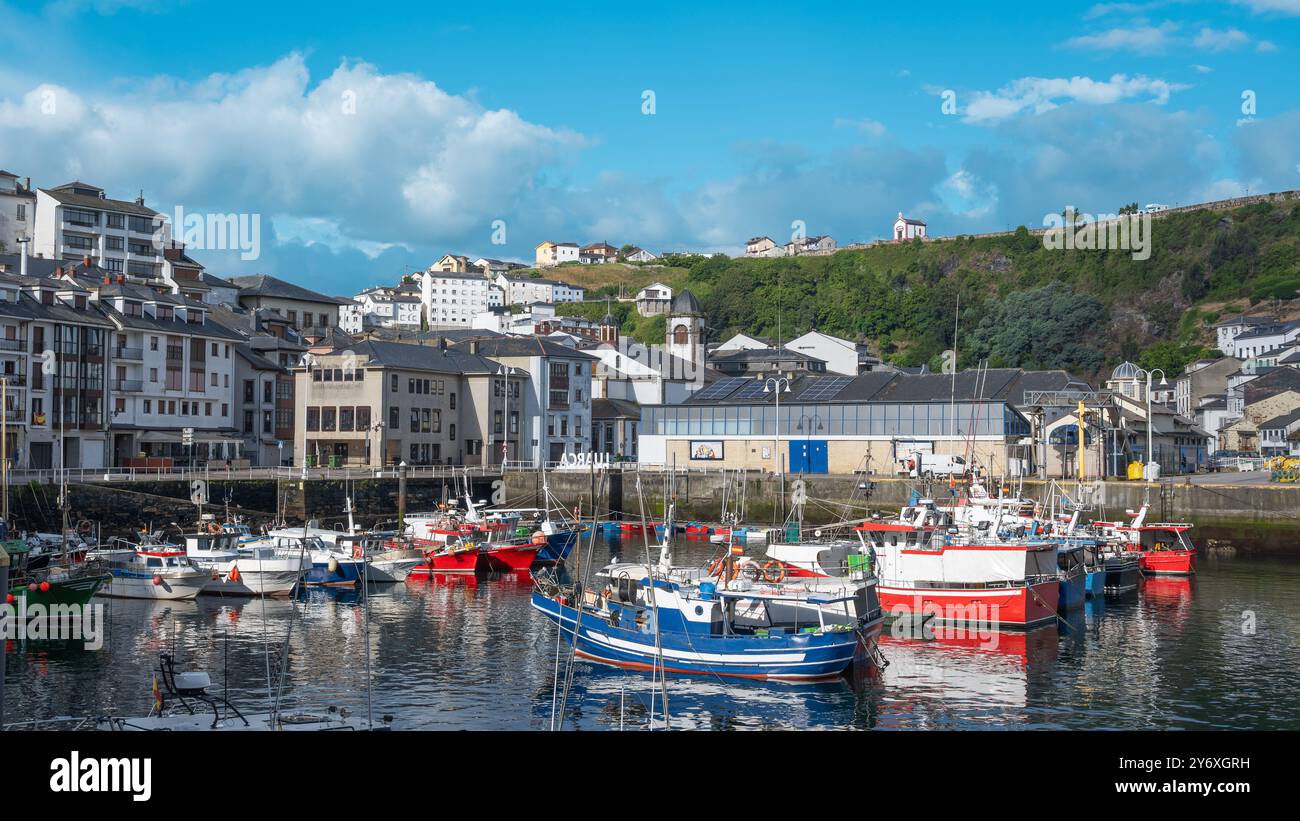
[187,309,204,325]
[122,300,142,317]
[158,305,173,320]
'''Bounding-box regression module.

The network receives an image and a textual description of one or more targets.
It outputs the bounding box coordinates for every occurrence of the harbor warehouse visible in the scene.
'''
[638,371,1035,474]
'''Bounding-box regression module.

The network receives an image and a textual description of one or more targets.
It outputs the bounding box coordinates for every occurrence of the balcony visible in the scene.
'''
[111,379,144,393]
[113,347,144,361]
[166,346,184,362]
[0,374,25,387]
[0,338,28,353]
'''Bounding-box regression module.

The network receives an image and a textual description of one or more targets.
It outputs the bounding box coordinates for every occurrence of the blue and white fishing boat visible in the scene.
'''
[1054,543,1087,610]
[262,529,365,587]
[532,508,883,682]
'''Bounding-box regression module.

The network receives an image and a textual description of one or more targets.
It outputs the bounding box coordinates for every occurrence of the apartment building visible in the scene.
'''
[87,274,244,466]
[492,272,584,306]
[229,274,349,337]
[31,181,167,278]
[294,339,510,467]
[417,271,504,328]
[0,171,35,248]
[341,285,423,334]
[455,336,595,464]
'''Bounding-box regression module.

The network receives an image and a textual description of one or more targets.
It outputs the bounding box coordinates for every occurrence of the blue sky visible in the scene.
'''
[0,0,1297,294]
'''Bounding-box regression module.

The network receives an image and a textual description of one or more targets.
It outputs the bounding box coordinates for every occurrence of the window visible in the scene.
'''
[244,380,254,402]
[210,372,218,387]
[306,407,320,431]
[339,406,354,432]
[244,411,254,432]
[149,336,159,351]
[150,368,158,383]
[204,402,212,417]
[143,400,151,414]
[410,408,419,433]
[211,342,219,356]
[264,381,273,404]
[449,423,456,441]
[356,406,371,429]
[449,392,456,410]
[389,406,399,429]
[221,403,228,417]
[390,374,398,392]
[321,407,336,431]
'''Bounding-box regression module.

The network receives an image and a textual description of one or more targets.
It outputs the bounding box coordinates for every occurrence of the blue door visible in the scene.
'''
[789,440,829,473]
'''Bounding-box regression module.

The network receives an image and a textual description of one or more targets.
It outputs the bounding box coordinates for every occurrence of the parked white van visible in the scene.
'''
[905,451,967,478]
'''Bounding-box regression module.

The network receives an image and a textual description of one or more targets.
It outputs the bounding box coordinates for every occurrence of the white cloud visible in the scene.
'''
[1232,0,1300,15]
[833,117,887,136]
[961,74,1187,124]
[1064,22,1178,54]
[0,54,587,256]
[1193,27,1251,51]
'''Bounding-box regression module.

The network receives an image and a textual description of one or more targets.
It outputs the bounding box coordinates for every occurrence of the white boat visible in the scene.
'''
[91,540,209,601]
[181,530,309,597]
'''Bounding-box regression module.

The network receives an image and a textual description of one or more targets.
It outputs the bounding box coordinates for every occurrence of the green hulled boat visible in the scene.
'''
[4,539,108,609]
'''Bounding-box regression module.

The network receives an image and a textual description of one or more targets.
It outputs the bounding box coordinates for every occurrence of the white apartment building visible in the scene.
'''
[419,271,505,328]
[341,286,423,334]
[492,272,584,306]
[0,171,35,248]
[89,278,243,466]
[32,182,168,278]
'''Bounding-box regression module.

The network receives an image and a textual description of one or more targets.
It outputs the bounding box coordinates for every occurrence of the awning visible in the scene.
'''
[137,431,183,443]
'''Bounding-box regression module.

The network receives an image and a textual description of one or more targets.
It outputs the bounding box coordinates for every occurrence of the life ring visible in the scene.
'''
[761,561,786,583]
[707,558,725,577]
[76,519,93,535]
[530,531,546,546]
[207,522,223,535]
[740,562,760,582]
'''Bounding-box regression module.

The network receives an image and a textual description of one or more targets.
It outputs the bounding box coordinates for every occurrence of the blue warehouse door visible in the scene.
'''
[789,440,829,474]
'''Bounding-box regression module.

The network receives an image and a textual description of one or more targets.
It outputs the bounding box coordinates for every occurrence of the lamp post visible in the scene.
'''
[763,376,792,480]
[1141,367,1167,481]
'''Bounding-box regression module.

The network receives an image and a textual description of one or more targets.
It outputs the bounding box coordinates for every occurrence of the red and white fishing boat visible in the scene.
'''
[479,537,544,572]
[407,542,485,578]
[1094,504,1197,576]
[855,502,1060,629]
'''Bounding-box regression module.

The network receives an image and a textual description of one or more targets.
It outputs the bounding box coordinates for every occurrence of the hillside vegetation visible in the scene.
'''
[555,199,1300,380]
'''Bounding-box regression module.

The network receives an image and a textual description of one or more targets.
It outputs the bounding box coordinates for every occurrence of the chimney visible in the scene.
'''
[103,275,111,285]
[136,190,145,207]
[19,237,28,277]
[438,337,447,350]
[117,274,126,285]
[469,340,479,355]
[83,255,92,269]
[23,177,29,191]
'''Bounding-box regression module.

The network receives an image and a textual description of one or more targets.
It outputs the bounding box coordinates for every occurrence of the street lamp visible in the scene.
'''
[763,376,792,479]
[1141,367,1167,481]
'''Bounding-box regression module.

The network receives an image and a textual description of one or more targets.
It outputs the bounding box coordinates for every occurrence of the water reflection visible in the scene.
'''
[3,537,1299,730]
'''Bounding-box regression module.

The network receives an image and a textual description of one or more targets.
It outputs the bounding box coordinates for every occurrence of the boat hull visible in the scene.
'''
[7,574,107,608]
[1083,568,1107,598]
[366,556,423,582]
[408,548,483,577]
[195,562,304,597]
[1104,557,1141,592]
[302,558,365,587]
[1139,549,1196,576]
[531,592,871,681]
[1057,571,1086,611]
[102,570,208,600]
[877,580,1059,629]
[481,543,542,572]
[536,530,579,564]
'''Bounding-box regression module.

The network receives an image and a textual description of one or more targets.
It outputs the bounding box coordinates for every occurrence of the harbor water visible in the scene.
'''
[5,535,1299,730]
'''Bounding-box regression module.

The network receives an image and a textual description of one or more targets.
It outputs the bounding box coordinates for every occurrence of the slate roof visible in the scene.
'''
[229,274,350,305]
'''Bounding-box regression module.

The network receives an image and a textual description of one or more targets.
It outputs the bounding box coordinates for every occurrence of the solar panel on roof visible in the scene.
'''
[796,376,852,402]
[692,376,748,401]
[732,380,774,400]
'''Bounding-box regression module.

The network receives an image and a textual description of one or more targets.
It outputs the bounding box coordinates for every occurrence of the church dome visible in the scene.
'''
[671,288,701,315]
[1110,361,1142,380]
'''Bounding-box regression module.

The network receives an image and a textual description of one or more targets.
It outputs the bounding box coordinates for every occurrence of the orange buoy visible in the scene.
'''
[228,565,242,583]
[5,593,15,604]
[152,575,163,586]
[39,581,51,593]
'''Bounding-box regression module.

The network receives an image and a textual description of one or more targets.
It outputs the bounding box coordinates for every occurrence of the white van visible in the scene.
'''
[906,451,966,479]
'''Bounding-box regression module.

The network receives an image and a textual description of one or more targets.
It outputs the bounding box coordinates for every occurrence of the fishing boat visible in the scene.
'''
[1054,543,1087,611]
[532,571,875,681]
[856,502,1060,629]
[181,530,310,597]
[1096,505,1197,576]
[3,523,108,608]
[407,540,486,578]
[262,529,366,587]
[91,539,209,601]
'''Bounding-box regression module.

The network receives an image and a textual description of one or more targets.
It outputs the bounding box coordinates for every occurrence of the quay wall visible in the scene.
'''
[10,471,1297,551]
